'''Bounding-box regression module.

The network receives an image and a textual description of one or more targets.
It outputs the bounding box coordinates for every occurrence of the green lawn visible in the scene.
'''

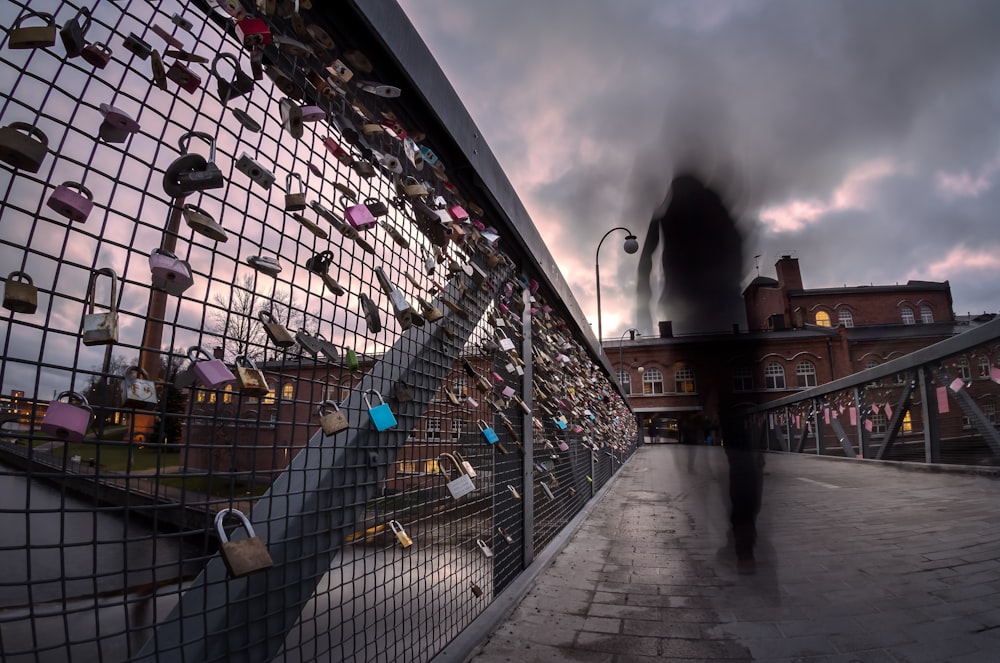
[60,442,181,472]
[159,475,270,499]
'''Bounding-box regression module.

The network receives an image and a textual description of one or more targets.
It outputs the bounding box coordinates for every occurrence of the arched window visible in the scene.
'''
[901,306,915,325]
[764,362,786,390]
[796,360,817,388]
[617,370,631,394]
[642,368,664,394]
[920,305,934,323]
[733,365,753,392]
[222,384,234,404]
[674,366,696,393]
[838,309,854,327]
[815,310,831,327]
[281,382,294,400]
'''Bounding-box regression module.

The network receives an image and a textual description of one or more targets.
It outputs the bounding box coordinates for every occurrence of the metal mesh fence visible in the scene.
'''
[0,1,638,661]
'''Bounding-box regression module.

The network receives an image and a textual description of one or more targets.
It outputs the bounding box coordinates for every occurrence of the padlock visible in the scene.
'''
[345,347,359,372]
[394,381,414,402]
[476,538,494,558]
[258,310,295,348]
[122,366,158,408]
[443,386,461,406]
[502,385,516,399]
[497,328,516,352]
[454,451,477,479]
[150,49,168,91]
[216,0,248,18]
[247,255,282,276]
[3,271,38,314]
[40,391,92,442]
[231,108,261,133]
[375,267,414,329]
[82,268,118,346]
[172,13,194,32]
[400,176,427,198]
[357,80,401,98]
[97,104,141,146]
[471,583,484,598]
[364,390,397,431]
[274,35,311,58]
[0,123,48,173]
[215,508,273,578]
[249,48,264,80]
[415,295,444,323]
[568,487,577,497]
[279,98,303,139]
[284,172,306,211]
[300,105,326,122]
[163,132,224,197]
[363,197,389,218]
[540,482,556,501]
[292,213,328,239]
[45,182,94,223]
[148,248,194,296]
[402,136,424,170]
[478,419,499,445]
[235,17,271,49]
[60,8,91,58]
[122,33,152,60]
[188,346,235,388]
[294,328,323,357]
[344,203,377,231]
[234,355,270,397]
[151,24,184,50]
[235,153,275,190]
[81,42,112,69]
[558,440,570,452]
[389,520,413,548]
[466,395,479,408]
[328,59,353,83]
[305,249,333,276]
[507,484,521,500]
[323,137,353,166]
[317,400,348,435]
[352,160,376,179]
[8,12,57,49]
[211,53,254,104]
[314,333,340,362]
[439,452,475,499]
[360,293,382,333]
[498,527,514,544]
[183,204,228,242]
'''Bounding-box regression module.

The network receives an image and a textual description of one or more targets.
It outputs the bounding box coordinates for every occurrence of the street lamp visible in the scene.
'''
[618,328,640,392]
[595,227,639,347]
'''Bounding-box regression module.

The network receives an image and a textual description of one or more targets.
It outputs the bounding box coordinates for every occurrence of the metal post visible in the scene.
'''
[919,366,941,464]
[594,227,638,346]
[854,387,869,459]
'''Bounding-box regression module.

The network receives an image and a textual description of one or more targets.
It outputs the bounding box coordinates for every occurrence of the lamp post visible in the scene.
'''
[595,227,639,347]
[618,328,640,392]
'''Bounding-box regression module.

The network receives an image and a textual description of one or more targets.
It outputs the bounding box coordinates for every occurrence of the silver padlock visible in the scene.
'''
[81,267,119,346]
[279,97,303,139]
[439,452,475,499]
[285,172,306,211]
[122,366,158,408]
[317,400,348,435]
[258,309,295,348]
[235,152,275,189]
[374,267,415,330]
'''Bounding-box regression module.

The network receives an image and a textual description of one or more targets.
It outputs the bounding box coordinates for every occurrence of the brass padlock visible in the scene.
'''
[317,400,348,435]
[285,172,306,211]
[389,520,413,548]
[258,309,295,348]
[3,271,38,314]
[234,355,270,397]
[182,204,228,242]
[81,267,119,346]
[121,366,158,408]
[0,122,48,173]
[215,509,273,578]
[8,12,57,49]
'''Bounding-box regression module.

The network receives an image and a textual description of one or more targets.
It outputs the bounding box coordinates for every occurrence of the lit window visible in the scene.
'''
[617,370,631,394]
[764,362,786,390]
[796,361,817,388]
[196,390,207,403]
[262,382,276,404]
[733,366,753,392]
[978,356,991,379]
[397,460,418,474]
[674,366,696,393]
[642,368,664,395]
[920,305,934,323]
[871,412,888,435]
[957,358,971,380]
[815,310,831,327]
[838,310,854,327]
[427,418,441,441]
[902,410,913,433]
[450,418,463,442]
[901,306,915,324]
[424,458,440,474]
[281,382,294,401]
[223,384,233,404]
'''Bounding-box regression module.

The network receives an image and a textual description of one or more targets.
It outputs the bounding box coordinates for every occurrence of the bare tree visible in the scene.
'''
[207,274,302,361]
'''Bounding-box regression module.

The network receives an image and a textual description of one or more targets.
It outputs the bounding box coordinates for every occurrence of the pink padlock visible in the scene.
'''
[323,137,353,165]
[235,18,271,49]
[47,182,94,222]
[344,204,376,230]
[502,385,516,399]
[188,346,235,388]
[491,371,504,384]
[300,105,326,122]
[81,42,112,69]
[558,440,570,452]
[448,205,469,223]
[40,391,92,442]
[149,248,194,296]
[307,162,323,177]
[166,61,201,94]
[99,104,141,134]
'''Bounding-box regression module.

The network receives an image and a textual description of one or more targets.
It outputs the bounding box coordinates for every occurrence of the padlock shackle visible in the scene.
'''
[317,399,341,416]
[55,390,91,410]
[388,519,404,534]
[177,130,216,162]
[86,267,118,315]
[70,7,92,31]
[13,11,54,28]
[214,507,256,542]
[5,121,48,148]
[437,452,462,480]
[124,365,150,380]
[187,345,214,363]
[362,389,385,408]
[54,181,93,201]
[7,270,33,285]
[210,52,240,78]
[257,309,278,324]
[233,354,258,369]
[285,171,303,192]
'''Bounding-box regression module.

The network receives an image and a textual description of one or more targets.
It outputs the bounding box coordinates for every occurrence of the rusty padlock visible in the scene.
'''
[8,11,56,49]
[215,508,273,578]
[3,271,38,314]
[148,248,194,296]
[81,267,118,346]
[234,355,270,397]
[40,391,92,442]
[46,182,94,223]
[317,400,348,435]
[182,204,228,242]
[121,366,158,408]
[60,7,91,58]
[258,309,295,348]
[0,122,48,173]
[284,172,306,211]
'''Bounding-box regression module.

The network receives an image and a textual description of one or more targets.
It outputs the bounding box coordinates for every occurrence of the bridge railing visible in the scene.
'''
[0,2,637,662]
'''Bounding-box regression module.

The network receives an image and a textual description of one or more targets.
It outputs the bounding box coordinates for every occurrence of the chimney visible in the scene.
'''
[213,346,225,360]
[658,321,673,338]
[775,255,803,291]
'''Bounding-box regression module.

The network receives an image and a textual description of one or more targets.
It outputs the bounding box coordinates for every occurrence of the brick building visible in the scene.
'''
[613,256,999,448]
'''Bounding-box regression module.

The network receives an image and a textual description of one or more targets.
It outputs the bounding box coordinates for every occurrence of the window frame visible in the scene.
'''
[764,362,786,390]
[674,365,696,394]
[901,306,915,325]
[837,309,854,327]
[733,365,753,392]
[920,305,934,323]
[642,368,664,395]
[796,360,818,388]
[815,310,831,327]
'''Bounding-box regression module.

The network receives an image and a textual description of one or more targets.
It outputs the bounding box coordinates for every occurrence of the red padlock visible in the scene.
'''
[323,137,353,166]
[235,18,271,49]
[81,42,112,69]
[46,182,94,222]
[149,248,194,296]
[40,391,92,442]
[448,205,469,223]
[166,61,201,94]
[344,204,376,231]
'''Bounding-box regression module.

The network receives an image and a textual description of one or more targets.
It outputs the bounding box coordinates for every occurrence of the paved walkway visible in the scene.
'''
[469,445,1000,662]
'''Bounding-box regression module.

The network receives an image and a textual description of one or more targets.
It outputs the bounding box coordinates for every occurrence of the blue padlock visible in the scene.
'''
[365,389,397,431]
[553,416,568,430]
[478,419,499,445]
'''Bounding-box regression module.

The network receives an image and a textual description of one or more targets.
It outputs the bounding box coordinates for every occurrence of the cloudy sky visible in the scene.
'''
[398,0,1000,338]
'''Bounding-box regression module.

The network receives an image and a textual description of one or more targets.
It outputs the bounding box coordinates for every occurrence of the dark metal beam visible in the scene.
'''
[828,416,857,458]
[875,379,915,461]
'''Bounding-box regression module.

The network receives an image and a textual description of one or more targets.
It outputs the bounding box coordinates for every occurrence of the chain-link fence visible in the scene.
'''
[0,1,638,661]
